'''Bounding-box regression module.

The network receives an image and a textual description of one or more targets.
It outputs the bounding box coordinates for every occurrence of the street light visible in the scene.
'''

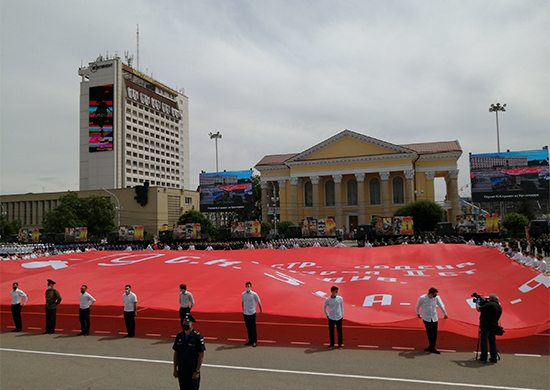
[208,131,222,172]
[489,102,506,153]
[101,187,122,227]
[270,196,279,237]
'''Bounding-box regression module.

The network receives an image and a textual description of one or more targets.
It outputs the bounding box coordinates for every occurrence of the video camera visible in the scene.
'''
[471,292,489,305]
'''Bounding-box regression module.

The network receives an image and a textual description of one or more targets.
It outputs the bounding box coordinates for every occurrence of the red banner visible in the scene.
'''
[1,245,548,339]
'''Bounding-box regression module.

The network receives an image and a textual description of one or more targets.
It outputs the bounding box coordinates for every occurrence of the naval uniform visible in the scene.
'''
[173,329,206,390]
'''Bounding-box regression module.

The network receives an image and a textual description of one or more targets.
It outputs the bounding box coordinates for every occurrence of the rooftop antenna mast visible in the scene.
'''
[136,24,140,71]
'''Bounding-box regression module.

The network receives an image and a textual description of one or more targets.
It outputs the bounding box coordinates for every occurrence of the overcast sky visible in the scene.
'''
[1,0,548,200]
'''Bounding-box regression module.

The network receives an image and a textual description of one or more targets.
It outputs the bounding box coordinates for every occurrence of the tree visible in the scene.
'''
[501,213,529,237]
[0,215,21,239]
[393,200,446,232]
[178,210,218,239]
[42,192,116,236]
[516,199,536,221]
[261,221,273,237]
[277,220,295,235]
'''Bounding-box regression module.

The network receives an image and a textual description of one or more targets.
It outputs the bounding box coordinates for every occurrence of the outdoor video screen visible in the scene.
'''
[89,84,114,152]
[199,170,254,212]
[470,149,549,202]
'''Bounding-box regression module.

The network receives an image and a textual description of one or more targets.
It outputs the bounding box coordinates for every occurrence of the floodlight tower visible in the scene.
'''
[208,131,222,172]
[489,103,506,153]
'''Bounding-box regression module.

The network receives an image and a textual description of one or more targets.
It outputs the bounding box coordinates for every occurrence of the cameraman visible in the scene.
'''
[476,293,502,364]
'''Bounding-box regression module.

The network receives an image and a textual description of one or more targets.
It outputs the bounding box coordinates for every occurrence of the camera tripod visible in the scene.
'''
[475,327,501,362]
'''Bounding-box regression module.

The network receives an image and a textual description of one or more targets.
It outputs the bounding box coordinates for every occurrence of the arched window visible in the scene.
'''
[325,180,335,206]
[347,179,357,205]
[304,181,313,207]
[369,178,381,205]
[392,176,405,204]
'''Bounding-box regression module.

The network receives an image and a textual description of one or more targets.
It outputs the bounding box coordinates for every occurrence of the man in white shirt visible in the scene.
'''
[323,286,344,349]
[415,287,448,354]
[78,285,96,335]
[123,285,138,338]
[241,281,262,347]
[179,283,195,330]
[10,282,28,332]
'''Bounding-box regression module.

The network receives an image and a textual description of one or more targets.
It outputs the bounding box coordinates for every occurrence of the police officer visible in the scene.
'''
[172,313,205,390]
[44,279,62,334]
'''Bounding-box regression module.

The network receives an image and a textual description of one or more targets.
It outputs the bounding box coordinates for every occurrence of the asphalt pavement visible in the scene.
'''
[1,330,548,390]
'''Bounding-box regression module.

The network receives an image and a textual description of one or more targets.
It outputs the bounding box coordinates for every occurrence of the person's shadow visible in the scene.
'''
[304,347,331,354]
[398,350,430,359]
[215,344,247,351]
[451,358,490,368]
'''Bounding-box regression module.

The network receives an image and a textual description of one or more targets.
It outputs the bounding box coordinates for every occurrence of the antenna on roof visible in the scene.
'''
[136,24,140,71]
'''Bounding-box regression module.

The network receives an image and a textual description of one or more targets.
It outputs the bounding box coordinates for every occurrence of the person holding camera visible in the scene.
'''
[476,293,502,364]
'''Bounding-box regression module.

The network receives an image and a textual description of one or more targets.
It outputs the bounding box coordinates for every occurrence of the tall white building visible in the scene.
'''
[78,55,190,191]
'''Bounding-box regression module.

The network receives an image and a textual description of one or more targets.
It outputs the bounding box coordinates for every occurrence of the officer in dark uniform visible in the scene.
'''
[44,279,62,334]
[172,313,205,390]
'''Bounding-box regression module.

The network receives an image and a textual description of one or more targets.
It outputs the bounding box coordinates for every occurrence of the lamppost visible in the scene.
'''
[208,131,222,172]
[489,103,506,153]
[269,196,279,238]
[101,188,122,227]
[0,202,6,241]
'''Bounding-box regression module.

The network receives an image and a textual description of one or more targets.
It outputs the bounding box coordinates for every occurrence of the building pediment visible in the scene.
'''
[286,130,416,164]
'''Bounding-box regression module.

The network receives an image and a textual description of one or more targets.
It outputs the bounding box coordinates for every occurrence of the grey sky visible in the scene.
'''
[1,0,548,199]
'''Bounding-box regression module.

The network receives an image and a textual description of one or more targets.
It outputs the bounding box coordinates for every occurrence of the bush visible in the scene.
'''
[277,220,295,235]
[501,213,529,237]
[393,200,446,232]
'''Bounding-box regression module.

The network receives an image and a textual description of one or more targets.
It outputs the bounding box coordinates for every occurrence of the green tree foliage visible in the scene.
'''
[516,199,536,221]
[393,200,446,232]
[178,210,218,239]
[501,213,529,237]
[277,220,295,235]
[261,221,273,236]
[0,216,21,237]
[42,192,116,236]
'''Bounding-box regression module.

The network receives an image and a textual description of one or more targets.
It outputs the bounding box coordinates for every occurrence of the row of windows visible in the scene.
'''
[125,150,183,167]
[125,178,180,188]
[3,200,59,226]
[128,101,179,127]
[125,142,180,161]
[125,134,179,152]
[303,177,405,207]
[125,159,180,172]
[126,168,180,177]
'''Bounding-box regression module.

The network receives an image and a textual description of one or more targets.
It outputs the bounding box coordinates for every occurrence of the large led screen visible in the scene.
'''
[470,149,549,202]
[199,170,254,212]
[89,84,114,152]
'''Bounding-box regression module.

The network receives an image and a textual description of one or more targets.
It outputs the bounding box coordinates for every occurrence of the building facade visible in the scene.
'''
[255,130,463,232]
[0,188,199,238]
[78,55,190,191]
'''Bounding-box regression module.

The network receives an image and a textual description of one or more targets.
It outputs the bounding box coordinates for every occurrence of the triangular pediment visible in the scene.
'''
[287,130,416,163]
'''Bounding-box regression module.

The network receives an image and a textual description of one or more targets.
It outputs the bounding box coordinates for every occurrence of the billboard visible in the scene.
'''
[470,149,549,202]
[118,225,145,241]
[456,214,499,234]
[301,218,337,237]
[173,224,201,240]
[89,84,114,152]
[373,216,414,235]
[64,227,88,243]
[199,170,254,212]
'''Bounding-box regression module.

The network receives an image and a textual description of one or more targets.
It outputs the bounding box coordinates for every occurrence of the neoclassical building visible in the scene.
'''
[255,130,462,232]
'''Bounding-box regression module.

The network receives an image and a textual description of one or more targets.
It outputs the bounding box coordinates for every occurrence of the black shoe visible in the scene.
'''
[489,359,498,363]
[85,332,90,336]
[43,331,50,334]
[245,342,253,346]
[252,343,257,347]
[11,329,21,332]
[424,347,431,352]
[430,348,441,354]
[327,345,334,350]
[124,334,134,338]
[77,332,86,336]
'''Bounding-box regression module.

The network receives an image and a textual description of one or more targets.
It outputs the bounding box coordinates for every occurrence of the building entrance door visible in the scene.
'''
[348,215,358,238]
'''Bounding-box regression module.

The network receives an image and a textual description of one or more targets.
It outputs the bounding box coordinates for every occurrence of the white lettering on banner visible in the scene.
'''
[99,253,164,266]
[518,274,550,293]
[320,271,336,275]
[438,272,458,277]
[403,271,429,277]
[377,277,397,283]
[364,271,380,275]
[204,259,241,267]
[264,271,305,286]
[350,276,371,282]
[394,266,412,270]
[299,262,316,269]
[165,256,201,264]
[354,265,370,269]
[374,265,390,269]
[286,262,300,269]
[271,264,284,269]
[417,265,434,270]
[456,262,475,268]
[466,298,476,309]
[436,265,455,270]
[459,269,476,275]
[313,291,327,298]
[321,277,345,283]
[363,294,392,306]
